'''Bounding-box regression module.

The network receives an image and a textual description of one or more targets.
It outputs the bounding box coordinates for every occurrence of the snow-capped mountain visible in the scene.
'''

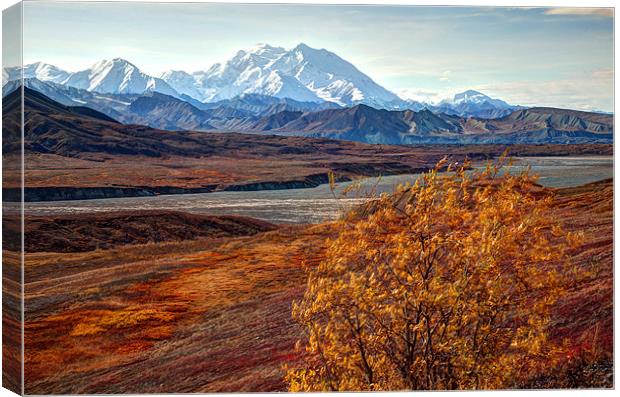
[434,90,516,118]
[4,59,179,97]
[63,58,179,96]
[442,90,511,108]
[159,70,204,103]
[3,62,71,85]
[161,43,402,107]
[3,49,519,117]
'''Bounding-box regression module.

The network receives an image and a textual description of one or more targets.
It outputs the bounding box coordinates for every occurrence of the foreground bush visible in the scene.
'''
[287,158,580,391]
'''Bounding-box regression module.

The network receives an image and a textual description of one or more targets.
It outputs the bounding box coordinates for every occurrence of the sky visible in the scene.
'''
[17,2,615,111]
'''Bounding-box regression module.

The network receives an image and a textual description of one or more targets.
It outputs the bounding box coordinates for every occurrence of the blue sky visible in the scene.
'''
[21,2,614,111]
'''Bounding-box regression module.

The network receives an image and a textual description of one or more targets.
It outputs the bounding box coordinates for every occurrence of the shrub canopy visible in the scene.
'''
[287,158,578,391]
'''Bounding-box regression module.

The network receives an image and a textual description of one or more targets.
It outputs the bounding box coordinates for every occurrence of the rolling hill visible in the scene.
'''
[249,104,613,144]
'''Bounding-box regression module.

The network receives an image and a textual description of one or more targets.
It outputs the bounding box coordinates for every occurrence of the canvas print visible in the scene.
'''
[1,1,614,393]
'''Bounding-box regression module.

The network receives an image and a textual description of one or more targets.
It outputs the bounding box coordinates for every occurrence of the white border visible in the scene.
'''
[0,1,616,396]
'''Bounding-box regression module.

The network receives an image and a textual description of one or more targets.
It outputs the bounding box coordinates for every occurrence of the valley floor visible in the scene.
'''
[3,144,612,201]
[6,178,612,393]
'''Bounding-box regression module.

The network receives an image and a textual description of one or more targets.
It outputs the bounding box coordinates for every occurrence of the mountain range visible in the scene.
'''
[4,43,520,116]
[2,78,342,131]
[2,43,613,144]
[248,104,612,144]
[4,84,612,145]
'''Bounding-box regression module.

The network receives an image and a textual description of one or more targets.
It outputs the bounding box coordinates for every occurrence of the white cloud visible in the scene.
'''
[439,70,451,82]
[398,69,613,111]
[474,69,613,111]
[397,89,443,104]
[544,8,613,17]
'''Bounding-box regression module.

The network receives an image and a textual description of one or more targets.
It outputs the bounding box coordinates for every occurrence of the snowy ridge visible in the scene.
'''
[3,44,519,116]
[63,58,179,96]
[4,62,70,85]
[161,43,401,107]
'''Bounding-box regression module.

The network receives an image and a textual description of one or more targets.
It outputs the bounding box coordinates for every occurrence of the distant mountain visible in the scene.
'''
[5,48,528,117]
[3,78,140,121]
[3,62,70,85]
[484,107,613,134]
[2,78,345,132]
[432,90,518,119]
[4,59,180,98]
[3,78,78,105]
[2,79,214,130]
[5,80,612,144]
[5,86,408,163]
[248,105,463,144]
[247,104,613,144]
[161,43,402,107]
[62,58,180,96]
[2,86,212,158]
[197,93,341,113]
[127,91,216,131]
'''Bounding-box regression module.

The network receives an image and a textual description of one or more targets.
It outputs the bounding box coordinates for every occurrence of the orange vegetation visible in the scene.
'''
[288,160,583,390]
[14,178,613,393]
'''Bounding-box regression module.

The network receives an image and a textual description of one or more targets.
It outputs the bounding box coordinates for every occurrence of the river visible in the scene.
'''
[24,156,613,224]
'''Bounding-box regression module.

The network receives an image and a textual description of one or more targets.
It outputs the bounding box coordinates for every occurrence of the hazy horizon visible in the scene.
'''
[17,2,615,111]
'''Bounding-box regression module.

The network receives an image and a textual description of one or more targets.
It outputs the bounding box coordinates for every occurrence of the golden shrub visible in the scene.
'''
[287,158,578,391]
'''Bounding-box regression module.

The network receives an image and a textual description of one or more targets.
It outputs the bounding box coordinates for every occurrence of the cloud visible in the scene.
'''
[439,70,451,82]
[397,88,443,104]
[474,69,613,112]
[399,69,613,111]
[544,8,613,17]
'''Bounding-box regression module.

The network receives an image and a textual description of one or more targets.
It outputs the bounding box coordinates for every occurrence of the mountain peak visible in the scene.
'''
[294,42,313,51]
[434,89,514,118]
[27,62,63,72]
[251,43,279,50]
[242,43,286,57]
[19,62,71,84]
[462,89,484,96]
[452,90,488,102]
[160,69,191,78]
[57,58,180,97]
[88,58,139,76]
[293,42,329,56]
[99,58,137,68]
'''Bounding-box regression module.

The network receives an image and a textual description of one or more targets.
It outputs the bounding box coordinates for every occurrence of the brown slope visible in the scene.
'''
[4,210,276,253]
[250,104,463,143]
[125,92,216,131]
[482,107,613,134]
[248,104,613,144]
[4,87,405,160]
